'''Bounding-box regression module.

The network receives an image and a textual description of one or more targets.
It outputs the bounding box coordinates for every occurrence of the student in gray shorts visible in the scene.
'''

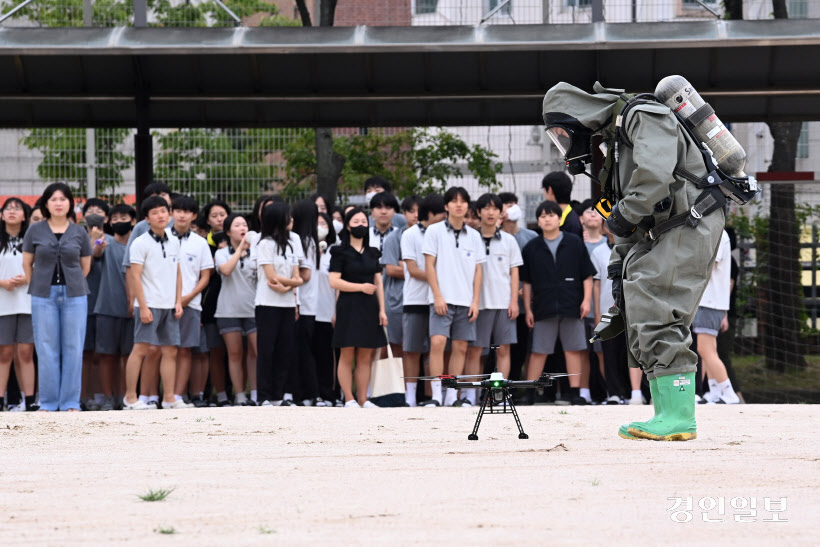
[423,187,486,407]
[521,201,596,406]
[122,196,186,410]
[93,203,137,411]
[400,194,446,406]
[465,194,523,403]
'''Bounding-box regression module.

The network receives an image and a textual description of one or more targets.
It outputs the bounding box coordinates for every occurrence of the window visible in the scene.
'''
[566,0,592,6]
[683,0,717,4]
[415,0,438,15]
[796,122,809,159]
[788,0,808,19]
[525,192,543,224]
[487,0,512,16]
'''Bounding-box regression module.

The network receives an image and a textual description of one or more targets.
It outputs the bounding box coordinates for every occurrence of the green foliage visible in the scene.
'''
[154,525,176,534]
[20,128,133,198]
[283,128,502,198]
[139,487,174,502]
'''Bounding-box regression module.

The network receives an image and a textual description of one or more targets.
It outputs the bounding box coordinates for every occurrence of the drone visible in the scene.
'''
[405,371,576,440]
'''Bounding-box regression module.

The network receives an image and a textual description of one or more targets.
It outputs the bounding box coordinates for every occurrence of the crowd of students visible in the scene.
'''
[0,172,742,411]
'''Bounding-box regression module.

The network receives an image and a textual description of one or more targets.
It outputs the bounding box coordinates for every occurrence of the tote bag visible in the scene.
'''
[368,334,405,407]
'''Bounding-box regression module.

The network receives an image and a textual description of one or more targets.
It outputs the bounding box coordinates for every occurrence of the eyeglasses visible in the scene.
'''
[3,205,24,212]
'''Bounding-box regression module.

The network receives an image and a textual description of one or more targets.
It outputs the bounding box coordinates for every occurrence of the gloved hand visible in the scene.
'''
[608,262,623,307]
[605,203,637,238]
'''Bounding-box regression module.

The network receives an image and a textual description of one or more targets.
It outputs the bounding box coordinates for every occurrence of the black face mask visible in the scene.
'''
[111,222,132,236]
[349,225,369,240]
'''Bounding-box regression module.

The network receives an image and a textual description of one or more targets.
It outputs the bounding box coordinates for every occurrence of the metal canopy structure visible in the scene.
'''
[1,19,819,128]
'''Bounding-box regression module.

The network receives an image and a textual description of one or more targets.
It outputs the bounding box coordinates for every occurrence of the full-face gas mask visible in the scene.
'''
[543,113,595,176]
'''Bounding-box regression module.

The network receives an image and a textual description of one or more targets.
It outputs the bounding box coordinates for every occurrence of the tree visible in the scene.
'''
[20,128,134,197]
[724,0,807,371]
[283,128,502,199]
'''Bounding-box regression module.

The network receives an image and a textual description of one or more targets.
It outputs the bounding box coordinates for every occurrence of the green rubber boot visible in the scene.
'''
[618,377,659,440]
[628,372,697,441]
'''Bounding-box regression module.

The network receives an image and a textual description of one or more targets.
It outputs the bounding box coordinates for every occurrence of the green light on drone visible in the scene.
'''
[493,381,501,388]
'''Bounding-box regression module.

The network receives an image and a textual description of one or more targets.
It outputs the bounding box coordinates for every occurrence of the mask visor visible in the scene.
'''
[546,126,573,157]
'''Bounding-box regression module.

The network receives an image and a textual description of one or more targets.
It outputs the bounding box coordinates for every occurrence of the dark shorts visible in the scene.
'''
[178,307,202,349]
[693,306,724,337]
[402,310,430,353]
[429,304,476,342]
[133,307,180,347]
[204,322,225,350]
[216,317,257,336]
[0,314,33,345]
[84,314,96,352]
[95,315,134,355]
[531,317,587,354]
[192,325,209,355]
[584,317,603,353]
[470,309,517,348]
[386,307,403,346]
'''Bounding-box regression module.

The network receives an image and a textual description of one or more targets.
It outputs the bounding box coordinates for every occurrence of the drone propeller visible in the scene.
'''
[539,373,579,379]
[402,374,491,381]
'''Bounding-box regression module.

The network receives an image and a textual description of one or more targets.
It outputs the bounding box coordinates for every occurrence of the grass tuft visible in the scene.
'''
[154,525,176,535]
[139,488,174,502]
[259,525,276,534]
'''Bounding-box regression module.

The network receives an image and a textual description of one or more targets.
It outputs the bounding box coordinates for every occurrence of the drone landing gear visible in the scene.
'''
[468,387,528,440]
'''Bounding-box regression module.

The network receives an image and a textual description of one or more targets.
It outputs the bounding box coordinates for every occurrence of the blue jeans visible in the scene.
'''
[31,286,87,411]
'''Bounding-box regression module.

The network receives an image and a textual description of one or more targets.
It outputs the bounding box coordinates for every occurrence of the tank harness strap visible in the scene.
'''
[647,186,726,241]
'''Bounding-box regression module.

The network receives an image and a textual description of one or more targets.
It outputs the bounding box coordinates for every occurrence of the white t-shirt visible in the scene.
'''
[400,224,429,307]
[177,232,214,311]
[297,239,319,317]
[478,230,523,310]
[590,242,615,315]
[129,230,181,310]
[700,230,731,311]
[315,247,336,323]
[255,236,304,308]
[214,244,257,319]
[0,239,31,316]
[369,224,396,253]
[422,220,486,307]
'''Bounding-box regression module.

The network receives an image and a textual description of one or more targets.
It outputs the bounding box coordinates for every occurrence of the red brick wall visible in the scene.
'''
[334,0,412,26]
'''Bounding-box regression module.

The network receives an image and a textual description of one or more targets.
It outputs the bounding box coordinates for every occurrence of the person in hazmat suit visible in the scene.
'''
[542,79,750,441]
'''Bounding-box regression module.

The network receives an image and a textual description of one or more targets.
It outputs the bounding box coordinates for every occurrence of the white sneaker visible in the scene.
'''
[362,401,378,408]
[344,400,360,408]
[163,399,194,409]
[122,398,150,410]
[301,399,313,407]
[628,394,645,405]
[9,403,25,412]
[718,390,740,404]
[604,395,622,405]
[260,400,273,407]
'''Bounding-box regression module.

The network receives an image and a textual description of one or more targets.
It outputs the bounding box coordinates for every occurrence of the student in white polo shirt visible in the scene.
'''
[422,187,485,407]
[215,213,258,406]
[170,195,213,407]
[122,196,185,410]
[400,194,446,406]
[464,193,523,405]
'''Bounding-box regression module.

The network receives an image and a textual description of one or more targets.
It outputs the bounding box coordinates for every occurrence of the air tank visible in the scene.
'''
[655,75,747,177]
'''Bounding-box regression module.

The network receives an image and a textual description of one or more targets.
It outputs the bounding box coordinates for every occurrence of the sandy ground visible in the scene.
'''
[0,404,817,546]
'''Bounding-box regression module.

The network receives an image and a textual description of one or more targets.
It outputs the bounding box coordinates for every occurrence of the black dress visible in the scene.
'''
[330,243,388,349]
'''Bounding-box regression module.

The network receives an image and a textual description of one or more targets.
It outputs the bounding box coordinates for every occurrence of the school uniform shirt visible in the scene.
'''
[214,243,257,319]
[22,221,92,298]
[255,236,304,308]
[478,229,523,310]
[0,236,31,315]
[369,224,395,253]
[400,223,429,307]
[512,227,539,251]
[422,220,486,308]
[590,242,615,315]
[314,247,336,323]
[121,217,173,272]
[175,230,214,311]
[94,235,129,318]
[520,232,596,321]
[297,239,319,317]
[700,229,731,311]
[129,230,181,310]
[585,238,610,318]
[380,227,405,313]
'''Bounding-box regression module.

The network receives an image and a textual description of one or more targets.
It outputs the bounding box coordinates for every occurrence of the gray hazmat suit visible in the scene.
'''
[543,82,724,380]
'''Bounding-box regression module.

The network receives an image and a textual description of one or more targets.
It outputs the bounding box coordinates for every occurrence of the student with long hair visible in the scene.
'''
[22,183,92,411]
[255,203,304,406]
[0,198,35,411]
[215,213,258,406]
[200,199,232,406]
[290,199,325,405]
[315,212,340,405]
[329,207,387,408]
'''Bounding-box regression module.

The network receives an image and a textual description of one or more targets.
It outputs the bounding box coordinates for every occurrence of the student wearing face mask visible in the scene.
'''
[314,212,341,405]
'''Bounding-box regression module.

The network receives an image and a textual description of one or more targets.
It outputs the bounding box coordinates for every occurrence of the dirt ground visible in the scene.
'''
[0,404,816,545]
